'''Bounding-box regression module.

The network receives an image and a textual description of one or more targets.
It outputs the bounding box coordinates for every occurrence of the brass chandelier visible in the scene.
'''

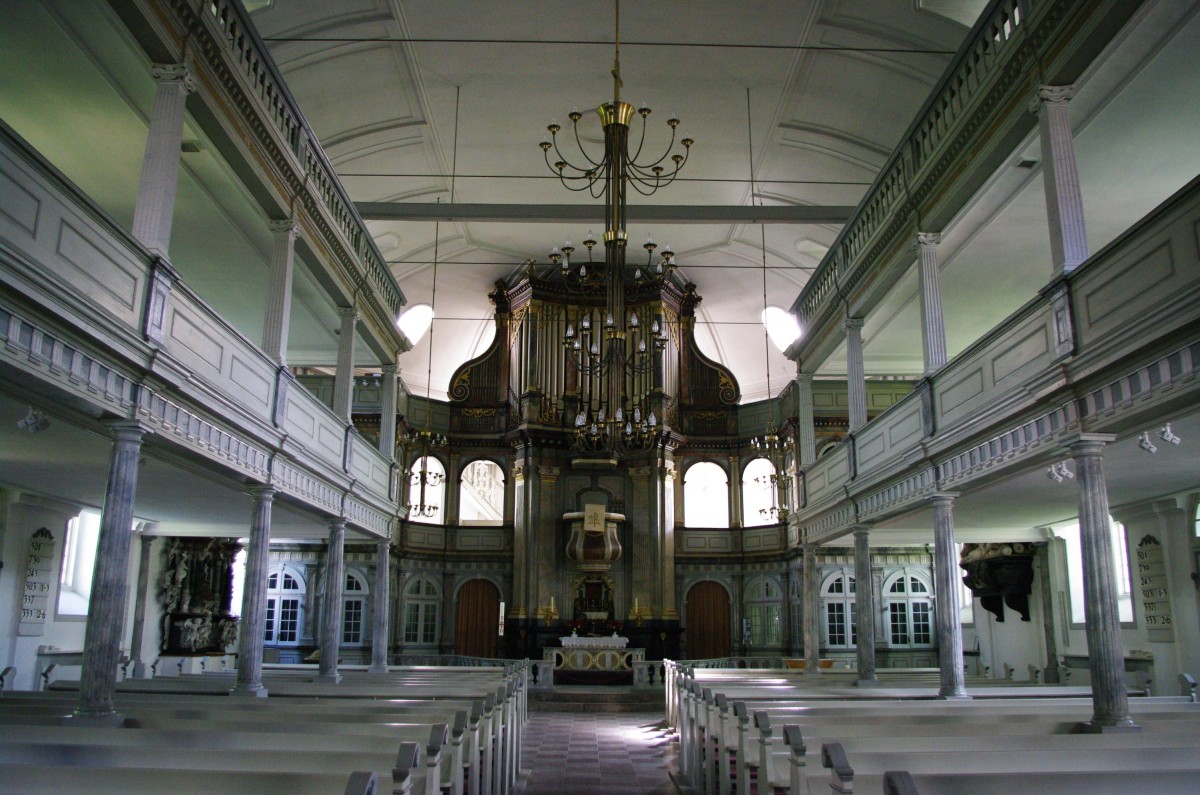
[539,0,693,457]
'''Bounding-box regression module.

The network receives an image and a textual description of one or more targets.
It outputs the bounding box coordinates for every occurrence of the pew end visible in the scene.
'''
[344,770,378,795]
[1179,673,1197,702]
[822,742,854,794]
[882,770,919,795]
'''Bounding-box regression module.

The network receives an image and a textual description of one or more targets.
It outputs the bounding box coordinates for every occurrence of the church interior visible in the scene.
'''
[1,0,1199,792]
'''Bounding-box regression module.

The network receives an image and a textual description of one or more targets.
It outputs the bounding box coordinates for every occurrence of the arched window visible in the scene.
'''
[408,455,446,525]
[742,458,778,527]
[460,459,505,526]
[342,570,368,645]
[883,570,933,647]
[821,570,857,648]
[265,566,306,645]
[403,576,440,646]
[745,577,782,647]
[684,461,729,528]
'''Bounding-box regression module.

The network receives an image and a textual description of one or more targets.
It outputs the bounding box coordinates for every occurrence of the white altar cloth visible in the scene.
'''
[561,635,629,649]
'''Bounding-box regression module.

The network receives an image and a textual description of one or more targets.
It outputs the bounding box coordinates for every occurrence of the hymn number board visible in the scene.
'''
[1136,535,1173,642]
[19,528,57,636]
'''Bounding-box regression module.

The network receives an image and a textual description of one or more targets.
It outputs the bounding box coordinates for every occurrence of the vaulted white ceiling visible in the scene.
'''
[252,0,979,400]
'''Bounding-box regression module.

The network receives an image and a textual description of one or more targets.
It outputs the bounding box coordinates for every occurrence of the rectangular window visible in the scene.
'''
[278,598,299,643]
[747,604,781,646]
[889,603,909,645]
[911,602,932,645]
[826,602,846,646]
[421,605,438,644]
[57,510,101,617]
[849,602,858,646]
[404,604,420,643]
[264,598,276,642]
[1062,519,1134,624]
[343,600,363,644]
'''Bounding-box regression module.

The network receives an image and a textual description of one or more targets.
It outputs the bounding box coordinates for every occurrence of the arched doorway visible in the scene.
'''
[685,580,731,659]
[455,578,500,658]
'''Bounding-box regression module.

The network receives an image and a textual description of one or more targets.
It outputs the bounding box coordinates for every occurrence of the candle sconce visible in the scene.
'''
[629,606,652,627]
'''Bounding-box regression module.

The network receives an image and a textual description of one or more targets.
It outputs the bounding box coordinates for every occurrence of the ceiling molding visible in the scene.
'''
[356,202,856,224]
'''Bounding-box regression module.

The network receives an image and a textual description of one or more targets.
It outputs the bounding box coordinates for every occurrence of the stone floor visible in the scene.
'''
[517,709,680,794]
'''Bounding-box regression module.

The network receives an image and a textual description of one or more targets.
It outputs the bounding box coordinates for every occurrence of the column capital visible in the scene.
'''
[851,524,872,540]
[337,305,359,320]
[1061,433,1117,456]
[150,63,196,93]
[1032,84,1076,111]
[103,418,153,443]
[381,362,399,376]
[248,485,276,501]
[795,369,814,384]
[925,490,960,505]
[842,317,865,332]
[269,219,298,237]
[914,232,942,248]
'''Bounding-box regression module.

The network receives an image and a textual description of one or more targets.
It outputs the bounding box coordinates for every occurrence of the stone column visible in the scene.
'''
[795,370,816,468]
[333,307,358,423]
[232,487,275,697]
[853,527,879,685]
[844,318,867,432]
[70,422,148,726]
[379,362,399,460]
[131,64,195,257]
[728,454,742,528]
[802,542,821,674]
[1068,436,1139,732]
[659,457,679,622]
[929,492,967,698]
[317,520,346,684]
[262,220,297,365]
[1033,85,1089,274]
[915,233,948,373]
[128,529,155,678]
[369,535,391,672]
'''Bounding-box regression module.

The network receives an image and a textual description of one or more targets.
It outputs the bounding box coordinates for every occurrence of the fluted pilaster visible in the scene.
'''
[131,64,195,257]
[1034,85,1089,274]
[915,233,948,373]
[379,363,399,459]
[333,307,358,422]
[262,220,297,365]
[844,318,867,431]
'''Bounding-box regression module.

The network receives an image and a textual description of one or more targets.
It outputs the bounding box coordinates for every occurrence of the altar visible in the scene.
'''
[546,636,644,685]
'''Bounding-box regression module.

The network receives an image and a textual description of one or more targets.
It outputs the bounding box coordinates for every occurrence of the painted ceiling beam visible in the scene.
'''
[355,202,856,224]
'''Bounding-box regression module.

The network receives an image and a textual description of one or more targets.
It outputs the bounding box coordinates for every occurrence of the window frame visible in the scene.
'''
[341,570,368,646]
[264,565,306,646]
[403,575,441,646]
[683,460,730,529]
[744,576,782,648]
[820,569,858,649]
[882,570,934,649]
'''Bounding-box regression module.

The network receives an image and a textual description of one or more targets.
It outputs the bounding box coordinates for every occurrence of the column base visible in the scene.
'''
[1079,719,1141,734]
[229,683,269,698]
[63,711,127,728]
[314,672,342,684]
[367,664,390,674]
[937,690,971,700]
[131,660,148,679]
[855,676,882,687]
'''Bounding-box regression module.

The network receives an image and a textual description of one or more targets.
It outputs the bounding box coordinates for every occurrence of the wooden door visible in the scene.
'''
[685,580,731,659]
[455,578,500,658]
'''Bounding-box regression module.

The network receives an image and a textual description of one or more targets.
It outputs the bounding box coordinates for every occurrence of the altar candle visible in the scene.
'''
[634,597,639,612]
[549,596,555,610]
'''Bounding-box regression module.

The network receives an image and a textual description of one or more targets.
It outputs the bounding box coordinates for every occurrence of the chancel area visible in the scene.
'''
[1,0,1199,792]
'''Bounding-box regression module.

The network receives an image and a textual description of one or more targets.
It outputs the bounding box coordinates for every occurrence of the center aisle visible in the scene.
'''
[517,709,679,795]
